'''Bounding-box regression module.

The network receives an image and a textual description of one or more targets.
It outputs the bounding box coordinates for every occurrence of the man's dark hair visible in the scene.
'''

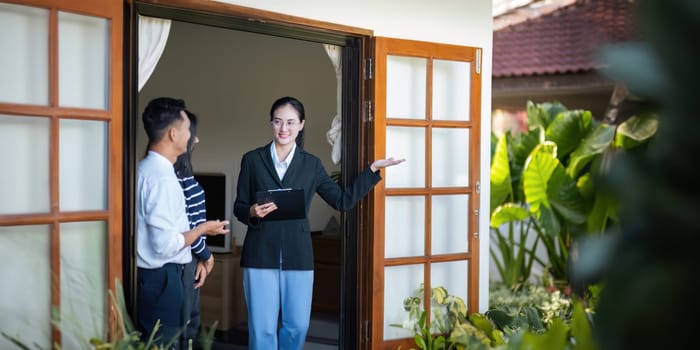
[142,97,186,147]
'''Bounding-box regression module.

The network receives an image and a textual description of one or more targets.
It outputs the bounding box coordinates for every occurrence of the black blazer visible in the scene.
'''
[234,143,381,270]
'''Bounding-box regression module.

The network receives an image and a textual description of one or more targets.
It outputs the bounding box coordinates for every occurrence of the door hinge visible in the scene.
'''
[364,58,373,80]
[364,100,374,122]
[475,181,481,194]
[476,49,481,75]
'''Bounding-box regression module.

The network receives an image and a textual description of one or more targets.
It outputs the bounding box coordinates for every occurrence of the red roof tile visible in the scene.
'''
[493,0,640,78]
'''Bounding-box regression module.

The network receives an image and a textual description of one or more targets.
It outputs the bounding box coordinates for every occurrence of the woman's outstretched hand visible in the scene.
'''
[370,157,406,172]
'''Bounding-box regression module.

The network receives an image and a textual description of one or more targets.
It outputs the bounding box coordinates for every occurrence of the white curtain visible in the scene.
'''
[323,44,342,165]
[138,15,171,91]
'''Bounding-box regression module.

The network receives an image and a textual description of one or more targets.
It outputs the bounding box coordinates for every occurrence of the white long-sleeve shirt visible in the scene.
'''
[136,151,192,268]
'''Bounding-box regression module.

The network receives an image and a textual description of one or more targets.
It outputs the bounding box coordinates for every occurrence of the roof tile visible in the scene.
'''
[493,0,640,78]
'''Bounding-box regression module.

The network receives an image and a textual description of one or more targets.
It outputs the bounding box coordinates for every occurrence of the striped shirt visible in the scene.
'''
[178,175,212,261]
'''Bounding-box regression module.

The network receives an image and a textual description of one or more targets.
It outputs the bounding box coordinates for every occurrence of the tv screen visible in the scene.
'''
[193,173,231,253]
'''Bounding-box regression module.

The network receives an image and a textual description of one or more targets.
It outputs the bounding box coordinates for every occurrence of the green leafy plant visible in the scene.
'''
[2,280,216,350]
[571,0,700,348]
[490,101,658,286]
[392,285,504,350]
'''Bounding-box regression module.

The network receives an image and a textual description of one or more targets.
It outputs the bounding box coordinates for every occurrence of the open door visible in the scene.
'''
[369,37,482,349]
[0,0,123,348]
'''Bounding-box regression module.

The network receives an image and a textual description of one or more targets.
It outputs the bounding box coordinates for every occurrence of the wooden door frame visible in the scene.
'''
[0,0,123,345]
[125,1,375,348]
[370,37,483,350]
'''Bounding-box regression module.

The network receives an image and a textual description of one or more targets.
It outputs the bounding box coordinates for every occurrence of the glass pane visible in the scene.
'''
[387,55,426,119]
[60,119,108,211]
[386,126,425,188]
[431,195,469,254]
[432,59,471,121]
[60,221,106,349]
[385,196,425,258]
[430,260,468,324]
[59,11,109,109]
[0,114,50,214]
[0,3,49,105]
[0,225,51,349]
[384,264,424,340]
[432,128,469,187]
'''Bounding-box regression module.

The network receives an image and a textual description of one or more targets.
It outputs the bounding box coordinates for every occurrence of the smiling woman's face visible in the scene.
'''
[270,103,304,147]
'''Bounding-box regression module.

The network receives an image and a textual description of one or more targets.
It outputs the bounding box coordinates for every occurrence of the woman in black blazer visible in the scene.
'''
[234,96,403,350]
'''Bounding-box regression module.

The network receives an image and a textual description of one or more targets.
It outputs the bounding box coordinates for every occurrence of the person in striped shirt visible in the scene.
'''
[174,110,215,348]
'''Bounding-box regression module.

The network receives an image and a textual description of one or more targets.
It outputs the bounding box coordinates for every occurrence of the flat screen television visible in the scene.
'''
[193,173,231,253]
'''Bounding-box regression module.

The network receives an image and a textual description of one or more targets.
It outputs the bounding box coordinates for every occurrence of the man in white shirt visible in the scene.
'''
[136,97,229,349]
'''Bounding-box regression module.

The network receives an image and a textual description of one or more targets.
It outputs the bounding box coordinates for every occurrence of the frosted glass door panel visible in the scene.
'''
[0,3,49,105]
[386,126,425,188]
[432,128,469,187]
[0,225,51,349]
[431,195,469,254]
[383,264,424,340]
[431,260,468,314]
[60,221,106,349]
[58,12,109,110]
[432,60,471,121]
[0,115,50,214]
[386,55,426,119]
[59,119,107,211]
[385,196,425,258]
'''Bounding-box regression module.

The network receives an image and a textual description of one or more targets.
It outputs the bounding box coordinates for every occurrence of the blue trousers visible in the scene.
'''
[243,267,314,350]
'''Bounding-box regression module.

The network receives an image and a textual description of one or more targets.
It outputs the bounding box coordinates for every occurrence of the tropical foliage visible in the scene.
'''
[394,285,596,350]
[490,101,658,286]
[1,280,216,350]
[571,0,700,348]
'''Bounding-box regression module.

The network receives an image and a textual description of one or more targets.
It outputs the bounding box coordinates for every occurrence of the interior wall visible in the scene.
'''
[138,20,340,246]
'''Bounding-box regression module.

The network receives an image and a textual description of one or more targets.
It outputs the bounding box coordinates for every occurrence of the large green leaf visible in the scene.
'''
[576,173,595,200]
[586,190,618,233]
[511,128,543,202]
[490,135,512,213]
[614,113,659,149]
[490,203,530,228]
[571,301,598,350]
[513,128,543,167]
[567,123,615,178]
[520,318,569,349]
[539,205,561,237]
[545,110,593,159]
[523,142,558,214]
[527,100,567,130]
[548,165,587,225]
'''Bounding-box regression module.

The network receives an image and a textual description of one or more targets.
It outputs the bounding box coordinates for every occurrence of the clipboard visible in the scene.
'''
[255,188,305,221]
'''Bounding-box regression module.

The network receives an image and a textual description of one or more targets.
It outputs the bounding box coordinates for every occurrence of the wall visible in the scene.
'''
[138,20,341,246]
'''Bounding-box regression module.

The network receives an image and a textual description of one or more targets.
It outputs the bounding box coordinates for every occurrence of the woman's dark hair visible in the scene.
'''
[174,110,198,178]
[270,96,305,148]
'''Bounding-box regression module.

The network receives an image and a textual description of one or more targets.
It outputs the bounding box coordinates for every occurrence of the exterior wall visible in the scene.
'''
[215,0,494,312]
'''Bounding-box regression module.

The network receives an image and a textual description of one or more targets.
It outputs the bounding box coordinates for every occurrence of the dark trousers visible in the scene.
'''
[137,263,186,349]
[182,255,202,348]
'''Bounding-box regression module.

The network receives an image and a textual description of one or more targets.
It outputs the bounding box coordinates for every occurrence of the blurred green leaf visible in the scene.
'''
[490,203,530,228]
[491,135,513,213]
[545,110,593,159]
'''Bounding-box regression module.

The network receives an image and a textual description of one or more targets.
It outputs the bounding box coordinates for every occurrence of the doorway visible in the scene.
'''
[127,2,370,349]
